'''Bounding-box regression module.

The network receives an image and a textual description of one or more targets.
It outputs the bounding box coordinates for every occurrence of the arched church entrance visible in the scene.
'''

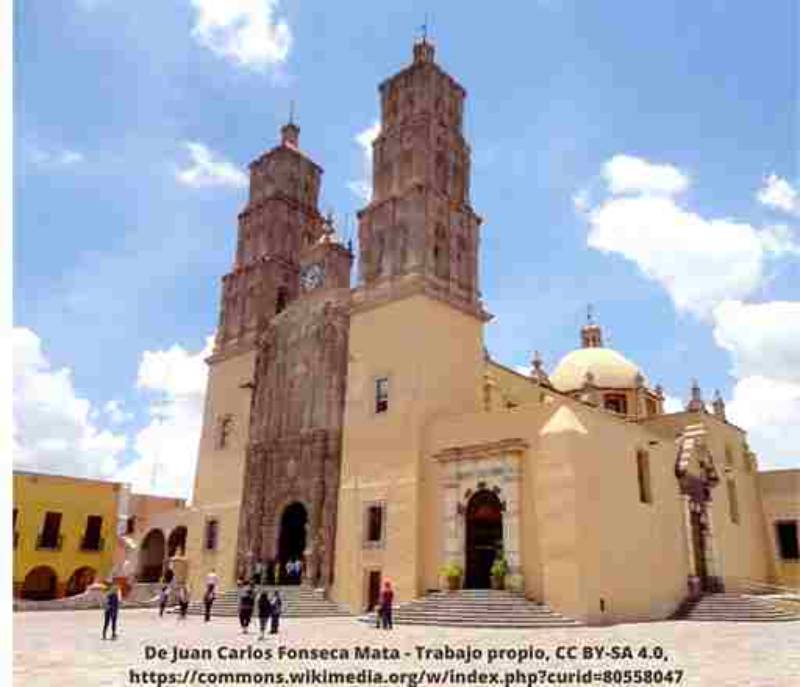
[138,529,166,583]
[465,490,503,589]
[277,502,308,585]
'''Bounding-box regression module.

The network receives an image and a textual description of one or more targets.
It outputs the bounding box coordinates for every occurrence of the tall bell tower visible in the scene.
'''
[192,120,338,591]
[356,37,484,317]
[333,39,487,610]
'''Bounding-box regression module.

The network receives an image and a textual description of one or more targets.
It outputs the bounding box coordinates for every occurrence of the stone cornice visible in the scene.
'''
[206,340,256,365]
[350,273,491,322]
[433,438,529,463]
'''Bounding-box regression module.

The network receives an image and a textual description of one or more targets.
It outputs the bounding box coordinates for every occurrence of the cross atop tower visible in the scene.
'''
[281,101,300,147]
[413,14,435,63]
[581,305,603,348]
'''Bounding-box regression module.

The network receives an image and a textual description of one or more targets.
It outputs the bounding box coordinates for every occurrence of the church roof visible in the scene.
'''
[550,347,644,392]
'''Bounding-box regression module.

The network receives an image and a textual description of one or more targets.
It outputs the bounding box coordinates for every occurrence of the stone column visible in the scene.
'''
[682,496,700,598]
[442,465,462,568]
[702,505,724,592]
[501,456,522,576]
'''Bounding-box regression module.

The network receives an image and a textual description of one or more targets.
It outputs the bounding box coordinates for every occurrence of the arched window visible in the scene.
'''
[275,287,289,314]
[216,415,234,449]
[604,393,628,415]
[636,450,652,504]
[727,479,740,524]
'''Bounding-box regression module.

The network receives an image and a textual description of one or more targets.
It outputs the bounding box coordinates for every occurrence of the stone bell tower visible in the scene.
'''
[355,37,484,317]
[232,121,353,588]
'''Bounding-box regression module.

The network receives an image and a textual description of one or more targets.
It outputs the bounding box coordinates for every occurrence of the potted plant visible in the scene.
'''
[490,556,509,590]
[440,562,463,591]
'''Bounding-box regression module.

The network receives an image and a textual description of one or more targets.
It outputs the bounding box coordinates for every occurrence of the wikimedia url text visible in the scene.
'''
[128,667,686,685]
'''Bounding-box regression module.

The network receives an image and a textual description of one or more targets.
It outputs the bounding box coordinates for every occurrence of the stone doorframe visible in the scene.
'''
[434,438,527,580]
[675,424,724,597]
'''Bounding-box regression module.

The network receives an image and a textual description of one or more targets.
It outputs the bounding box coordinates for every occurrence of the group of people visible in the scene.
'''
[236,582,283,638]
[156,568,219,621]
[251,558,304,586]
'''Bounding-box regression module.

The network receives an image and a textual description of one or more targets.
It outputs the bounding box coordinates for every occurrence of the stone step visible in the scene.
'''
[183,586,350,618]
[361,590,581,628]
[673,593,800,622]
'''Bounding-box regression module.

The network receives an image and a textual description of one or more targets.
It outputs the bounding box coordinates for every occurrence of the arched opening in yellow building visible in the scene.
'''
[65,566,96,597]
[277,502,307,584]
[21,565,58,600]
[465,490,503,589]
[167,526,188,557]
[138,528,166,582]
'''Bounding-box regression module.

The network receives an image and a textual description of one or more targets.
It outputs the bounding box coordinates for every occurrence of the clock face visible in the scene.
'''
[301,263,324,291]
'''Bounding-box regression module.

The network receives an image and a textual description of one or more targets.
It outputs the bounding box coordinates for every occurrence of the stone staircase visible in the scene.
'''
[363,589,581,628]
[185,585,351,618]
[672,593,800,622]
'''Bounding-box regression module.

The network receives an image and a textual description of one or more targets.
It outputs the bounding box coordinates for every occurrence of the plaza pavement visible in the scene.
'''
[13,608,800,687]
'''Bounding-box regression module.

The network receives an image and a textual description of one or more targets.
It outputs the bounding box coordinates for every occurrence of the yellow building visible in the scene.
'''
[13,471,121,599]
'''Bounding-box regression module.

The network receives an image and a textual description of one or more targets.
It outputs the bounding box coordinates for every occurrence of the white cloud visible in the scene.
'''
[583,155,799,318]
[28,146,84,168]
[175,142,247,189]
[602,154,689,196]
[116,335,214,499]
[347,121,380,202]
[13,328,126,479]
[757,174,799,216]
[14,327,213,499]
[726,375,800,470]
[663,394,685,414]
[712,300,800,383]
[103,399,133,425]
[190,0,291,72]
[712,300,800,469]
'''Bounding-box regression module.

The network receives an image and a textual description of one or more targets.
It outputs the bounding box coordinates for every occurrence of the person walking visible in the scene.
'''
[203,584,215,622]
[205,568,219,592]
[238,584,255,634]
[158,584,169,618]
[102,581,120,640]
[379,580,394,630]
[269,591,282,634]
[257,588,272,640]
[177,585,190,620]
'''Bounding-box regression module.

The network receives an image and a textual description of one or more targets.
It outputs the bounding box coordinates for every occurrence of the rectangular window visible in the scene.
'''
[39,511,62,549]
[205,519,219,551]
[81,515,103,550]
[776,521,799,560]
[125,516,136,535]
[365,504,385,545]
[375,377,389,414]
[727,479,740,524]
[636,451,652,504]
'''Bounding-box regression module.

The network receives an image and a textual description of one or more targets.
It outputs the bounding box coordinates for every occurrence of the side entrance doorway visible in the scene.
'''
[464,489,503,589]
[277,502,308,584]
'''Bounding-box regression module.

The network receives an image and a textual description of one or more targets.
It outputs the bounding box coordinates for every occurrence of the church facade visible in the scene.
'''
[134,40,792,625]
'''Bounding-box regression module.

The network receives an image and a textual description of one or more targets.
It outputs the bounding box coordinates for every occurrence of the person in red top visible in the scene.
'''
[379,580,394,630]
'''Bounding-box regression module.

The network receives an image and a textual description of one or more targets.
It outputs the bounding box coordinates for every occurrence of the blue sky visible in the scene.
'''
[13,0,800,496]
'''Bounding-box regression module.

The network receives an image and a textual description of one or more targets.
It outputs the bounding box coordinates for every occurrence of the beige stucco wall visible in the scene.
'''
[332,292,484,611]
[188,347,257,591]
[423,399,689,624]
[759,469,800,588]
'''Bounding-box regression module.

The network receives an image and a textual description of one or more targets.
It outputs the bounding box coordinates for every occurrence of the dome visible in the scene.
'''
[550,347,644,392]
